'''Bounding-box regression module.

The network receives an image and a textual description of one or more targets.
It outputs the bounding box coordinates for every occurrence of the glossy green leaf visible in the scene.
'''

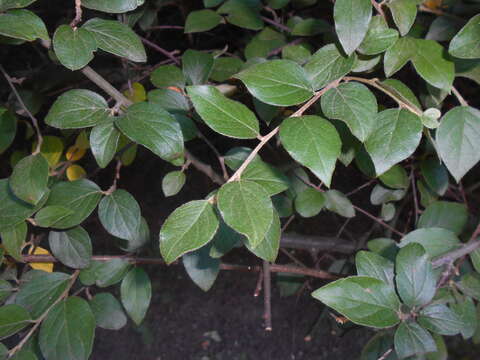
[387,0,417,36]
[90,292,127,330]
[160,200,219,264]
[321,82,378,142]
[418,201,468,236]
[399,228,459,259]
[244,210,280,262]
[436,106,480,182]
[333,0,372,55]
[418,304,462,336]
[242,160,289,196]
[426,16,461,42]
[394,321,436,359]
[0,304,31,339]
[458,273,480,300]
[150,65,185,89]
[0,9,48,41]
[0,108,16,154]
[291,18,329,36]
[115,102,184,162]
[449,14,480,59]
[39,296,95,360]
[0,221,26,261]
[451,298,477,339]
[0,280,12,302]
[0,0,37,11]
[324,189,355,218]
[185,9,222,33]
[282,44,312,65]
[380,78,422,110]
[10,154,49,205]
[182,49,214,85]
[209,216,243,258]
[420,157,449,196]
[312,276,401,328]
[83,18,146,62]
[361,332,397,360]
[81,0,144,13]
[210,57,244,82]
[294,188,325,218]
[358,16,399,55]
[235,60,314,106]
[49,226,92,269]
[370,184,405,205]
[217,180,273,248]
[217,0,263,30]
[384,36,417,77]
[80,259,131,288]
[34,206,74,228]
[365,108,422,175]
[280,115,341,187]
[187,85,259,138]
[90,121,120,168]
[162,171,186,197]
[355,251,394,286]
[379,165,409,189]
[183,245,220,291]
[120,268,151,325]
[395,243,436,307]
[53,25,97,71]
[98,189,141,241]
[45,89,109,129]
[304,43,355,91]
[148,88,190,113]
[16,272,70,318]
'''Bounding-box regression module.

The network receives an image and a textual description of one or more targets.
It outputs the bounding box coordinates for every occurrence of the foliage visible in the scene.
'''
[0,0,480,359]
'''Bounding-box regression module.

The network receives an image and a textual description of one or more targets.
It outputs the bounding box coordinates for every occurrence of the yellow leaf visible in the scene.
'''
[123,82,147,103]
[33,135,64,167]
[28,246,53,272]
[75,130,90,150]
[66,164,86,181]
[423,0,443,10]
[65,145,86,162]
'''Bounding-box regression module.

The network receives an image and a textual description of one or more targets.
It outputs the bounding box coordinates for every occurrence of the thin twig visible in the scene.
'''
[81,66,133,106]
[451,86,468,107]
[140,37,180,65]
[185,150,225,185]
[353,205,405,237]
[345,178,376,196]
[0,64,43,155]
[197,132,229,181]
[254,268,263,297]
[411,170,419,225]
[104,159,122,195]
[261,16,291,33]
[70,0,83,28]
[263,260,272,331]
[371,0,386,21]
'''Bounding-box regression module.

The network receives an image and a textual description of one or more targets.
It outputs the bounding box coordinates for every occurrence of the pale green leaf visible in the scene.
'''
[120,267,151,325]
[334,0,372,55]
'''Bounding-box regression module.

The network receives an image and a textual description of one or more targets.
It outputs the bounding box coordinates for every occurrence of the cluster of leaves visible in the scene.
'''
[1,0,480,359]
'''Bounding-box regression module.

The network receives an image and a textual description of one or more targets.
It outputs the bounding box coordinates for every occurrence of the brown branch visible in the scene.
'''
[70,0,83,28]
[80,66,133,106]
[260,16,291,33]
[262,260,272,331]
[140,37,180,65]
[371,0,386,21]
[451,86,468,107]
[353,205,405,237]
[185,150,225,185]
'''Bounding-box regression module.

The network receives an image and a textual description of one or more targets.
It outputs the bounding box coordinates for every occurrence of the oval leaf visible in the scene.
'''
[334,0,372,55]
[49,226,92,269]
[9,154,49,205]
[120,267,151,325]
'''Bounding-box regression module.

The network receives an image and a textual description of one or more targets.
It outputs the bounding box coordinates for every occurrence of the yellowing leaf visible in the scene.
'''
[66,164,86,181]
[34,135,64,167]
[75,130,90,150]
[123,82,147,103]
[65,146,86,161]
[423,0,443,10]
[28,246,54,272]
[118,134,137,166]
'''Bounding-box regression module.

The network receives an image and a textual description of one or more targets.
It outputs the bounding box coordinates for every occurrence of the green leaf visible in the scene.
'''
[0,0,37,11]
[83,18,146,62]
[436,106,480,182]
[185,9,222,33]
[312,276,401,328]
[380,78,422,110]
[355,251,394,286]
[387,0,417,36]
[324,189,355,218]
[115,102,184,162]
[159,200,219,264]
[209,216,243,258]
[294,188,325,218]
[418,304,462,336]
[16,272,70,318]
[451,297,477,339]
[280,115,341,187]
[291,18,330,36]
[358,16,399,55]
[90,292,127,330]
[245,27,285,60]
[384,36,417,77]
[120,267,151,325]
[0,221,26,261]
[0,179,46,232]
[418,201,468,236]
[53,25,97,71]
[0,108,16,153]
[394,321,436,359]
[361,332,397,360]
[210,57,244,82]
[217,180,273,248]
[458,273,480,300]
[379,165,409,189]
[0,280,13,302]
[399,228,459,259]
[175,114,198,142]
[187,85,259,139]
[80,259,131,288]
[449,14,480,59]
[282,44,312,65]
[0,9,48,41]
[150,65,185,89]
[365,108,422,175]
[303,43,355,91]
[117,216,150,253]
[235,60,314,106]
[426,16,461,42]
[182,49,214,85]
[90,121,120,168]
[45,89,109,129]
[81,0,144,13]
[34,206,74,228]
[0,304,31,339]
[333,0,372,55]
[183,245,220,291]
[10,154,49,205]
[44,179,102,229]
[39,296,95,360]
[321,82,378,142]
[242,160,289,196]
[162,171,186,197]
[98,189,141,241]
[244,210,280,262]
[412,40,454,91]
[217,0,263,30]
[420,157,449,196]
[370,184,405,205]
[395,243,437,307]
[49,226,92,269]
[148,88,190,114]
